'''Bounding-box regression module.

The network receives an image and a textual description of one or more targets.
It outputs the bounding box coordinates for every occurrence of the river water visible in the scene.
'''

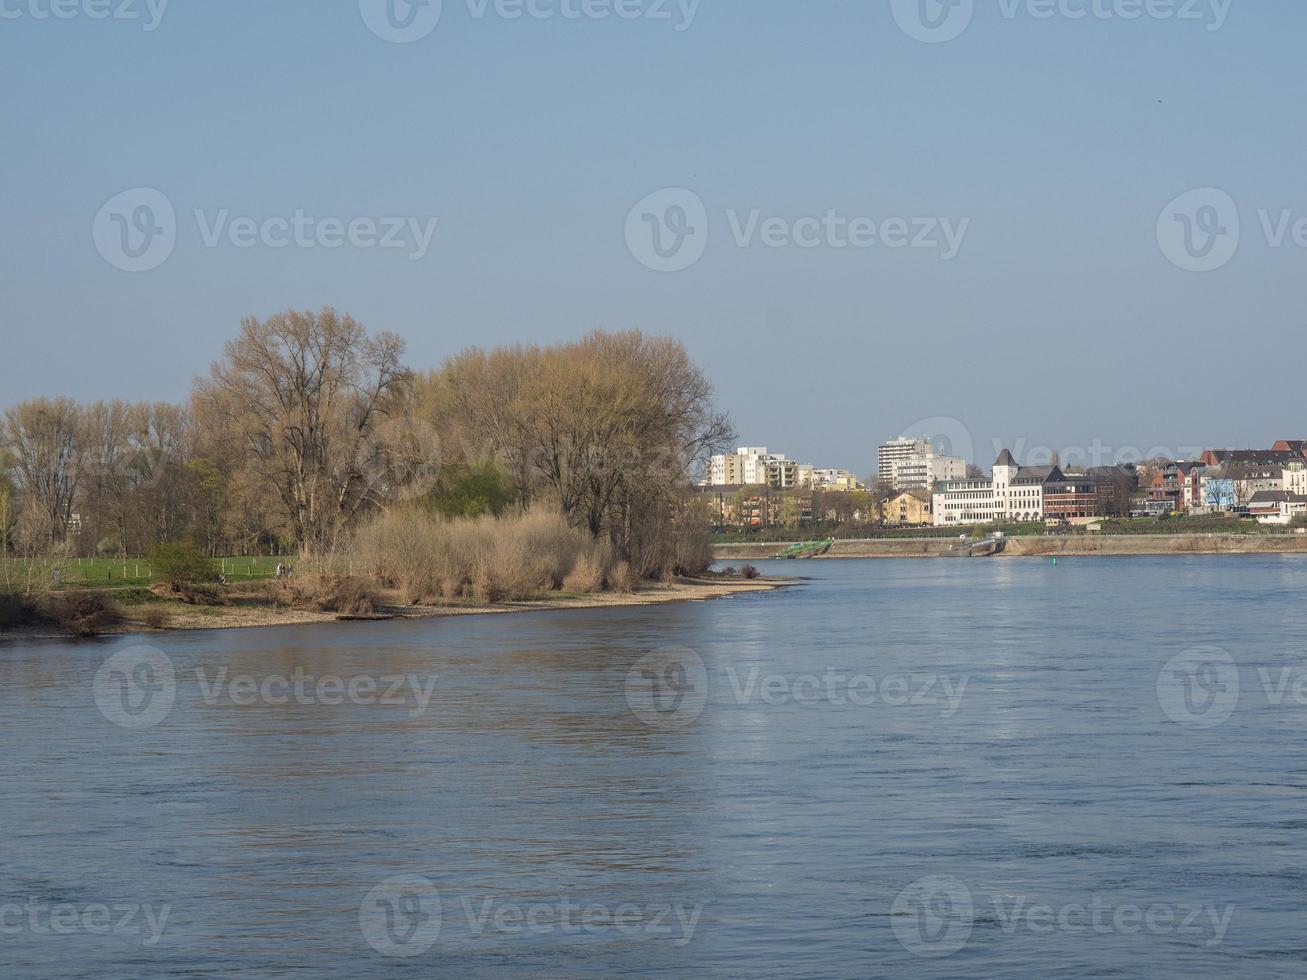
[3,555,1307,978]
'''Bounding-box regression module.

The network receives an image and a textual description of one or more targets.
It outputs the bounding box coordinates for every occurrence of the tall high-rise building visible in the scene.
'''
[877,437,967,491]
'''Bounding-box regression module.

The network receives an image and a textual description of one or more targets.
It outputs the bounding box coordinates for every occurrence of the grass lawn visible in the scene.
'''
[0,555,289,592]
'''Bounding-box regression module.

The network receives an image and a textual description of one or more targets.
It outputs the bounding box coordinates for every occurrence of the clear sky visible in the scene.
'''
[2,0,1302,475]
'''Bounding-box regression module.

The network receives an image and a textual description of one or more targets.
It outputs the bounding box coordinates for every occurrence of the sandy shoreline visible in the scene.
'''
[0,577,790,641]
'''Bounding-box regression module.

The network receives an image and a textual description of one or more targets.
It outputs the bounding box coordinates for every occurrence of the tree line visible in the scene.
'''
[1,309,733,577]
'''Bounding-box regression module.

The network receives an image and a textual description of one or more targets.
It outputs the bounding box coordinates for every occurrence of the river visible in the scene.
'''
[3,555,1307,977]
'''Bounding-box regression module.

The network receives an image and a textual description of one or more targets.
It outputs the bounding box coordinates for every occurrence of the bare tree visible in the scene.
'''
[194,308,411,558]
[421,331,733,573]
[2,397,85,552]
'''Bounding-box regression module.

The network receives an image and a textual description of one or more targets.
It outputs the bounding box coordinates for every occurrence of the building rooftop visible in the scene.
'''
[1013,465,1064,484]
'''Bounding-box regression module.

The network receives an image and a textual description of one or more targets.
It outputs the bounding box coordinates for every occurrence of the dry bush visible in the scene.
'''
[472,565,506,603]
[137,605,171,630]
[150,581,224,606]
[608,560,638,593]
[355,508,441,603]
[355,506,611,604]
[281,574,380,616]
[740,564,760,580]
[0,593,45,629]
[42,593,125,638]
[563,547,609,593]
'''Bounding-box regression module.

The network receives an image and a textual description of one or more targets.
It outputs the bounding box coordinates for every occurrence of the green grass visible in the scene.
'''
[0,555,290,593]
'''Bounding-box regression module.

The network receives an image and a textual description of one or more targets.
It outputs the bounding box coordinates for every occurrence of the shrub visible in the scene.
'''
[563,548,608,593]
[148,542,216,587]
[0,593,44,629]
[282,574,380,616]
[354,506,612,604]
[43,593,125,638]
[740,564,760,580]
[150,581,223,606]
[137,605,170,630]
[608,560,638,593]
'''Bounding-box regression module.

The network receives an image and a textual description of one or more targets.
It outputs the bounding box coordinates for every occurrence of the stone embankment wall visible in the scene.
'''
[714,534,1307,561]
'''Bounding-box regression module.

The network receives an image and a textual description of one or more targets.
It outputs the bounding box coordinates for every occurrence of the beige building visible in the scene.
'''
[882,489,932,526]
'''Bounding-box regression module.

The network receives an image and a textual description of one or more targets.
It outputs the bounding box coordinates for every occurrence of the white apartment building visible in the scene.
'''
[878,437,967,491]
[1284,464,1307,496]
[708,447,801,489]
[878,438,924,485]
[932,450,1056,526]
[707,448,857,492]
[709,447,769,486]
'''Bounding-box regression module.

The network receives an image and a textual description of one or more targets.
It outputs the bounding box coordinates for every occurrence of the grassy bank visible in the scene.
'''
[0,556,287,592]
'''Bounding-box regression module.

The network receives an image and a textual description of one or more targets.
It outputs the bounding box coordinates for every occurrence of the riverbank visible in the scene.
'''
[716,534,1307,560]
[0,576,789,639]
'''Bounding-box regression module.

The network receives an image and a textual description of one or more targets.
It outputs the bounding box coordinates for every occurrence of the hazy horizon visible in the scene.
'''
[4,0,1302,473]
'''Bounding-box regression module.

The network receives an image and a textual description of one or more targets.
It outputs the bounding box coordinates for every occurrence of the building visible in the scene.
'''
[1248,490,1307,525]
[812,468,863,492]
[881,489,932,527]
[695,485,784,529]
[932,449,1068,527]
[1147,461,1203,515]
[1200,448,1304,469]
[765,457,801,490]
[1085,464,1138,516]
[1043,476,1103,524]
[877,437,967,491]
[708,447,789,488]
[878,438,923,485]
[1197,469,1237,513]
[1284,463,1307,496]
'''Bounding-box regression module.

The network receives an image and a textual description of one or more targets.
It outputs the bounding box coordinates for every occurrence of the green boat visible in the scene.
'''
[774,538,835,559]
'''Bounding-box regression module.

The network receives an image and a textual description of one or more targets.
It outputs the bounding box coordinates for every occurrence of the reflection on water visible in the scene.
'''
[4,556,1307,977]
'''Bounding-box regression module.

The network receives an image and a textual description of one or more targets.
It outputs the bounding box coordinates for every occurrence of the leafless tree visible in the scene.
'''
[2,397,85,552]
[194,308,411,558]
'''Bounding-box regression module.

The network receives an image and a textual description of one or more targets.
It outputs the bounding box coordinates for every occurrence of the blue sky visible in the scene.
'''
[2,0,1303,474]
